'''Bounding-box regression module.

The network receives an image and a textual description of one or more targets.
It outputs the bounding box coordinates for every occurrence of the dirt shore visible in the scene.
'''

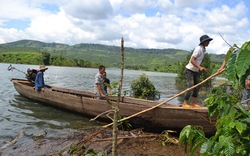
[0,128,196,156]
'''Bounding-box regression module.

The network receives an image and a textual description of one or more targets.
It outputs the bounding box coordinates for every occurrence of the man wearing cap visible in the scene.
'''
[35,65,48,92]
[182,35,213,108]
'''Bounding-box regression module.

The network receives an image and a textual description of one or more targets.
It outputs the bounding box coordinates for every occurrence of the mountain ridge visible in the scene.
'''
[0,39,189,53]
[0,39,225,71]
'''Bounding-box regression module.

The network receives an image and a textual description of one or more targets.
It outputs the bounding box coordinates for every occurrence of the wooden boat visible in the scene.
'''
[11,78,216,135]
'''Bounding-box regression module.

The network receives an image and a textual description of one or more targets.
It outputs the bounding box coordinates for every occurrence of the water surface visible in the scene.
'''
[0,63,180,143]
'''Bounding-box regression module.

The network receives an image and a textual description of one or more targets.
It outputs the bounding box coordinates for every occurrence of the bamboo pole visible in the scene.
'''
[103,69,225,128]
[112,37,124,156]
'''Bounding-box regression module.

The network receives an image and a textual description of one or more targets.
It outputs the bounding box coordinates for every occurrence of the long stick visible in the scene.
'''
[218,33,233,48]
[112,37,124,156]
[7,64,26,75]
[103,69,225,128]
[90,134,163,142]
[0,131,25,151]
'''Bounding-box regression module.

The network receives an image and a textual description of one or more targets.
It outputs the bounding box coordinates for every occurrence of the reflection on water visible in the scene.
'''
[0,63,181,141]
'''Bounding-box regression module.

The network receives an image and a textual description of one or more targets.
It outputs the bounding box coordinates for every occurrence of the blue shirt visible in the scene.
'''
[35,71,45,91]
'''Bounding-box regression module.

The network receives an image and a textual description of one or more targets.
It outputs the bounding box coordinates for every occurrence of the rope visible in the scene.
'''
[102,69,225,128]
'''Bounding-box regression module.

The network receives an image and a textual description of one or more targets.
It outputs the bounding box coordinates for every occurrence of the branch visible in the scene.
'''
[77,129,103,145]
[106,112,114,121]
[90,110,114,121]
[218,33,233,48]
[90,134,162,142]
[0,131,25,151]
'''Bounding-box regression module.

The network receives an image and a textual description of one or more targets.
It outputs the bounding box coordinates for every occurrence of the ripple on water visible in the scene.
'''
[1,64,180,143]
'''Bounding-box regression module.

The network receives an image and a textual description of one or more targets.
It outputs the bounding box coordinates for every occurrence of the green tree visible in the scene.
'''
[131,73,159,100]
[175,53,191,86]
[42,52,50,65]
[200,53,212,89]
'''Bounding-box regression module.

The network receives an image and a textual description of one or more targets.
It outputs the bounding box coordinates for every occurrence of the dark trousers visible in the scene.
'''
[241,88,250,104]
[184,68,200,100]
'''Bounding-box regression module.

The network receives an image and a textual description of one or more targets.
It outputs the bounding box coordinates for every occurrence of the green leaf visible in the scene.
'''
[235,48,250,79]
[200,140,212,154]
[224,142,236,156]
[226,50,238,85]
[213,141,223,155]
[97,152,104,156]
[228,122,235,129]
[225,46,238,63]
[241,40,250,50]
[208,102,218,117]
[190,136,207,156]
[235,122,247,134]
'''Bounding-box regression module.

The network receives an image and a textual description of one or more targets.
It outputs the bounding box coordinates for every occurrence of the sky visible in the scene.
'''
[0,0,250,54]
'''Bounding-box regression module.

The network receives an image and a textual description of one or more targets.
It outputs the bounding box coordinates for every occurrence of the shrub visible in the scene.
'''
[130,73,159,100]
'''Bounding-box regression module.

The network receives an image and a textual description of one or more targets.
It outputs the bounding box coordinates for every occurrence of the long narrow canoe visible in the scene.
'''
[11,78,216,135]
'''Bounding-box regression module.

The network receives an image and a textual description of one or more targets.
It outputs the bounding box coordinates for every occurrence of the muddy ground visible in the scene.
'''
[0,128,198,156]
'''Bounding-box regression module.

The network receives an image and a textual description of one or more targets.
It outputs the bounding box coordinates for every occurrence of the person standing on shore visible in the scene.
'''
[182,35,213,108]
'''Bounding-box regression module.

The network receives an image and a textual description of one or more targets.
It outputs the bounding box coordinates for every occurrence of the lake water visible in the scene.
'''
[0,63,182,144]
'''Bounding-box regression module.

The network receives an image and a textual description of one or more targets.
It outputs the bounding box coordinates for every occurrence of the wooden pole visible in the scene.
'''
[103,69,225,128]
[112,37,124,156]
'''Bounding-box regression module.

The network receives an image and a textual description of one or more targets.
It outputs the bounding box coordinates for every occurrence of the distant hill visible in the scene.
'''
[0,39,224,69]
[0,39,187,54]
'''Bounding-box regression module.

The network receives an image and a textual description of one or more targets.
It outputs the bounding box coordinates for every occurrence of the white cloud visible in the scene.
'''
[206,3,247,26]
[0,28,26,41]
[174,0,216,8]
[25,9,96,44]
[121,0,156,13]
[156,0,173,9]
[62,0,113,20]
[0,0,50,19]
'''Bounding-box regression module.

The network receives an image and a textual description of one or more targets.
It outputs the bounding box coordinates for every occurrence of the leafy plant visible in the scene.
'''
[178,125,207,155]
[226,42,250,88]
[179,92,250,156]
[69,144,105,156]
[117,115,132,130]
[161,130,179,146]
[130,73,160,100]
[178,41,250,156]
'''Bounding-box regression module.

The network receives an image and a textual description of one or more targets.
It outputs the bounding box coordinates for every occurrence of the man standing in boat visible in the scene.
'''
[34,65,48,92]
[182,35,213,108]
[95,65,106,98]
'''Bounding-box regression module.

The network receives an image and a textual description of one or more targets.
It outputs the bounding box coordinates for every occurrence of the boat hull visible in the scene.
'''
[11,78,216,135]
